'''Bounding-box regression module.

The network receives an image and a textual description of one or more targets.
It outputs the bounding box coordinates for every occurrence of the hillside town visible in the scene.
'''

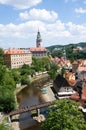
[0,30,86,130]
[0,0,86,130]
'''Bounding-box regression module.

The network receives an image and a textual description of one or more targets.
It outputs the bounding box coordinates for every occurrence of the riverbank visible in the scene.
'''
[11,122,20,130]
[40,83,56,102]
[11,81,55,130]
[15,73,49,94]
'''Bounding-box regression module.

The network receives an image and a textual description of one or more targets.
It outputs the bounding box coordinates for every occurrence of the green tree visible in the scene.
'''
[0,124,9,130]
[3,72,15,86]
[61,67,66,77]
[0,65,16,113]
[0,123,13,130]
[11,69,21,84]
[83,103,86,108]
[41,57,50,71]
[22,64,30,69]
[0,85,16,113]
[0,65,6,85]
[32,58,41,72]
[42,99,86,130]
[21,74,30,85]
[52,50,63,58]
[0,65,16,87]
[48,62,59,80]
[0,48,4,65]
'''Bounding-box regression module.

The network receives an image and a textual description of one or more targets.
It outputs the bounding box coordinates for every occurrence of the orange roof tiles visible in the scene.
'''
[70,92,80,101]
[70,84,86,102]
[50,57,71,67]
[51,57,60,63]
[72,61,78,65]
[65,72,76,86]
[82,85,86,100]
[77,60,86,72]
[4,49,28,54]
[80,60,86,65]
[65,60,69,63]
[29,47,47,52]
[54,57,59,61]
[65,72,72,77]
[58,62,65,66]
[69,79,76,86]
[78,66,86,72]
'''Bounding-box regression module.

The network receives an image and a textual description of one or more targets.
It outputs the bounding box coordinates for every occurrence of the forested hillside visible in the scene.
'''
[47,42,86,61]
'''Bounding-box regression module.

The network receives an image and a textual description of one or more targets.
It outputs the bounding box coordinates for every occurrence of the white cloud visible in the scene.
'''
[19,8,58,22]
[0,20,86,48]
[0,20,68,39]
[0,0,42,9]
[75,7,86,14]
[66,22,86,36]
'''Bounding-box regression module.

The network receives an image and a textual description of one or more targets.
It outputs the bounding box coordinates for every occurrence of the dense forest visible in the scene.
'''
[46,42,86,51]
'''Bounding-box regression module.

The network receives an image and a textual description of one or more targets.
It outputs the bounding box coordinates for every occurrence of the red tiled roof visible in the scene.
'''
[78,66,86,72]
[54,57,59,62]
[29,47,47,52]
[82,85,86,100]
[77,60,86,72]
[72,61,78,65]
[70,92,80,101]
[80,60,86,65]
[4,49,25,54]
[65,72,72,77]
[59,61,64,66]
[60,57,64,61]
[68,79,76,86]
[70,84,86,102]
[65,60,70,64]
[50,57,71,67]
[51,57,60,62]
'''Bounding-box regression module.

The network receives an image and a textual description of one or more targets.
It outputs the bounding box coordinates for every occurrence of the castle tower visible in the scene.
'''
[36,30,42,48]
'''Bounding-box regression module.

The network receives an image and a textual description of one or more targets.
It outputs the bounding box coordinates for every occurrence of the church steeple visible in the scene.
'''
[36,30,42,48]
[63,47,66,60]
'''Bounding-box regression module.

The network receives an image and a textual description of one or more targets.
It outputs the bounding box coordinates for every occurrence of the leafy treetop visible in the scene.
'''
[42,99,86,130]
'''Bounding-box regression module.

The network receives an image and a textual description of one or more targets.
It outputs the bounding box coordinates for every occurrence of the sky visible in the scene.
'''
[0,0,86,49]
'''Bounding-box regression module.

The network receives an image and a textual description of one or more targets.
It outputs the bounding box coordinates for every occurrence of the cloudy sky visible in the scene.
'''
[0,0,86,49]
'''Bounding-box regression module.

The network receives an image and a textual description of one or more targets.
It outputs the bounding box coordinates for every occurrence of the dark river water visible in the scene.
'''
[17,85,46,130]
[24,124,41,130]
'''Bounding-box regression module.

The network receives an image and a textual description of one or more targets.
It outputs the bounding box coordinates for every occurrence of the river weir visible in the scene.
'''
[11,75,56,130]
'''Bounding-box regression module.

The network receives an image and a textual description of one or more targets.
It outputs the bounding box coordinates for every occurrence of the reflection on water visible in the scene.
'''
[24,124,42,130]
[17,86,43,130]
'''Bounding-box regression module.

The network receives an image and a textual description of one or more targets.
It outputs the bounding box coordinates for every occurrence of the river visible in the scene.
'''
[16,85,47,130]
[15,75,55,130]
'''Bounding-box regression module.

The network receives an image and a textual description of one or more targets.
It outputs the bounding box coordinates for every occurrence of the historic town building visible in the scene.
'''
[4,49,32,69]
[29,30,47,58]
